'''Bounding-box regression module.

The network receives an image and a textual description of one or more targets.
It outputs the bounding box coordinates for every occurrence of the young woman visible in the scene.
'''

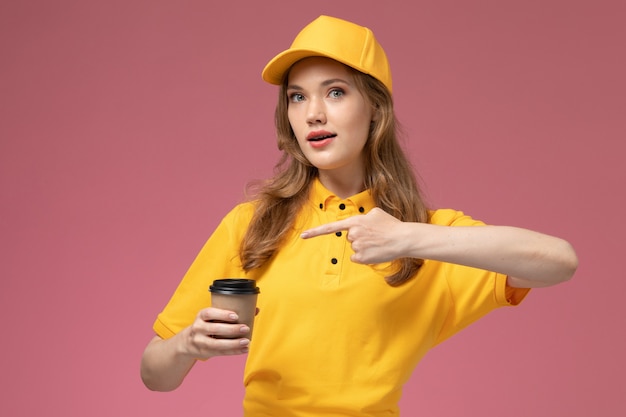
[141,15,578,416]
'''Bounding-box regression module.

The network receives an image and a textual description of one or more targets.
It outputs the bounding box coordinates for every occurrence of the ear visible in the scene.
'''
[371,104,380,122]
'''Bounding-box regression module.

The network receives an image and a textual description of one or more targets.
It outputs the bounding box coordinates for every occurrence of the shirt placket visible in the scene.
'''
[321,198,356,287]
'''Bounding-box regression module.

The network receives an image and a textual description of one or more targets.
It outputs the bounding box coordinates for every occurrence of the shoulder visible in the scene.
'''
[428,208,487,227]
[207,201,258,242]
[222,201,257,225]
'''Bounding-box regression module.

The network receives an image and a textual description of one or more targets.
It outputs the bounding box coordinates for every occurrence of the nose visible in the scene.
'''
[306,97,326,125]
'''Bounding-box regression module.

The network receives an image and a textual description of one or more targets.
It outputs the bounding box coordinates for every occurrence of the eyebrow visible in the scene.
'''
[287,78,351,91]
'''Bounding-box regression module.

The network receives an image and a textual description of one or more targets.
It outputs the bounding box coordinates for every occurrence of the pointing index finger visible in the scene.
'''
[301,219,352,239]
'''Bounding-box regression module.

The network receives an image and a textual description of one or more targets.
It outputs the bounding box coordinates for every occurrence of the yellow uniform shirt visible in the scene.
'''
[154,179,529,416]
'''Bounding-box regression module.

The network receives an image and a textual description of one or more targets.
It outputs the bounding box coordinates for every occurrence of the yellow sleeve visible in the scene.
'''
[429,209,531,344]
[153,204,253,339]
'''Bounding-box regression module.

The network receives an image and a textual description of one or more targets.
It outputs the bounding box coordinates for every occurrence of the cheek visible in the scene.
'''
[287,110,301,134]
[287,109,294,126]
[352,114,373,141]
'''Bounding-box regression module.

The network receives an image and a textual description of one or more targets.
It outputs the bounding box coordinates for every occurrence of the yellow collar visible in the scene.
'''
[310,178,376,214]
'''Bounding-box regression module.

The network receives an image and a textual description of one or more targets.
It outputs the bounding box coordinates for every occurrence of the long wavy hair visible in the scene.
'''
[240,65,429,286]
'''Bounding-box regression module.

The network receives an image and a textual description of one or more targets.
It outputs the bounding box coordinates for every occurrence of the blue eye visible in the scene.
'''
[289,93,305,102]
[329,89,344,98]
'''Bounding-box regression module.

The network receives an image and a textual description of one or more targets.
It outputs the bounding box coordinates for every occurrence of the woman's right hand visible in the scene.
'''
[141,307,254,391]
[183,307,252,360]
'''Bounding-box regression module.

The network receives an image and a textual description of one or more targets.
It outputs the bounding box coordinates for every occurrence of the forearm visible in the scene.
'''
[140,331,197,392]
[300,208,578,287]
[405,223,578,286]
[140,308,253,391]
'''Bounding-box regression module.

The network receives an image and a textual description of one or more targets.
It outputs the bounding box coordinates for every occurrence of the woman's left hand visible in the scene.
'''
[301,207,408,264]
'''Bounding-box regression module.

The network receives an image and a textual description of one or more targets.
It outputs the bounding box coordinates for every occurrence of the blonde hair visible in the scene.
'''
[240,67,429,286]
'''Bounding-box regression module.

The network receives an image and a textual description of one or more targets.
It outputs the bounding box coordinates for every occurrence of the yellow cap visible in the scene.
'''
[262,15,393,93]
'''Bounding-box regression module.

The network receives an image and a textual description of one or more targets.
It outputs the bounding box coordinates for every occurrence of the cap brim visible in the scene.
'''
[262,48,361,86]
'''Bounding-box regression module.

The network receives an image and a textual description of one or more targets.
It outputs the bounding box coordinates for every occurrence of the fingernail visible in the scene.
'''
[240,339,250,346]
[300,232,309,239]
[240,325,250,333]
[229,313,238,320]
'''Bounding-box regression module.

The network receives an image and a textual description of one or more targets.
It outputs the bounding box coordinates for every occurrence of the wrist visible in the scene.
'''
[403,222,443,260]
[175,327,200,361]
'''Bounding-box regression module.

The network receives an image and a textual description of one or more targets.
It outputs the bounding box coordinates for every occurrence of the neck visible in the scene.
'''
[318,170,365,199]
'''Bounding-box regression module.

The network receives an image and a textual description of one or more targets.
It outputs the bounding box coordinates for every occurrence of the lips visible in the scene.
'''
[306,130,337,142]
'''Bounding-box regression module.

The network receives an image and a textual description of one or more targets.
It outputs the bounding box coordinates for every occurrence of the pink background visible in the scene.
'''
[1,0,624,415]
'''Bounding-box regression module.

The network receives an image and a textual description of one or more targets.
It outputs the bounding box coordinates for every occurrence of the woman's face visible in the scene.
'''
[286,57,375,181]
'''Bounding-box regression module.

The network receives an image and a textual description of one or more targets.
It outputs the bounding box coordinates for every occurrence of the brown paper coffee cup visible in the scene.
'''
[209,279,260,339]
